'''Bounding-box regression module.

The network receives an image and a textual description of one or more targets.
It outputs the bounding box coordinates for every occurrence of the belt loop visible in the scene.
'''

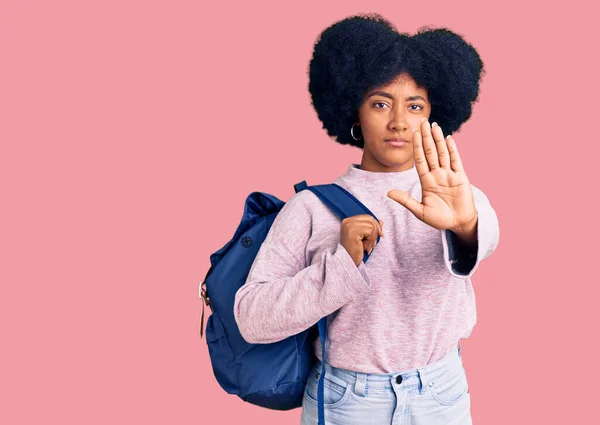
[354,372,367,397]
[417,368,427,395]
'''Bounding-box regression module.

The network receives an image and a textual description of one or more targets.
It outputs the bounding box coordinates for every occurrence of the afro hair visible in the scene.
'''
[307,13,486,149]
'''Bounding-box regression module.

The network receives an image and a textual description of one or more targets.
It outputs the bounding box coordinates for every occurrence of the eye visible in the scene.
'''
[409,104,424,111]
[373,102,388,109]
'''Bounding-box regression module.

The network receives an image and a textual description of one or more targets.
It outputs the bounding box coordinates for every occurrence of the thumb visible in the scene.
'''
[387,190,422,218]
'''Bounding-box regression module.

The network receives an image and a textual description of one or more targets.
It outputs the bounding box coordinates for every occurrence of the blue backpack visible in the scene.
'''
[199,180,381,425]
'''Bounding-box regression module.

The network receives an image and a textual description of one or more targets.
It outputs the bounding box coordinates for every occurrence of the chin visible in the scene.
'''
[379,158,414,170]
[378,154,410,166]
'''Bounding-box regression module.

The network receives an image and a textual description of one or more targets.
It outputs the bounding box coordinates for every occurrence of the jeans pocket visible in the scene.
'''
[429,363,469,406]
[304,367,351,409]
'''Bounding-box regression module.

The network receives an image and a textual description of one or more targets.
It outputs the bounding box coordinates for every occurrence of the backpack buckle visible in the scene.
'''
[200,281,211,307]
[199,281,211,338]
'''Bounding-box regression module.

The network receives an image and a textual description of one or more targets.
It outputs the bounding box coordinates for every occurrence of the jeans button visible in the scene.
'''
[396,375,403,384]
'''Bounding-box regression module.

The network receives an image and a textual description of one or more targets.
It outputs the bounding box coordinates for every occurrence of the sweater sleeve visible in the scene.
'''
[233,191,372,344]
[441,183,500,279]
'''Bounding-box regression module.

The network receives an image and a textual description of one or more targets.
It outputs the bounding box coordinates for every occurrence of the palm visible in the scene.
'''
[388,119,477,232]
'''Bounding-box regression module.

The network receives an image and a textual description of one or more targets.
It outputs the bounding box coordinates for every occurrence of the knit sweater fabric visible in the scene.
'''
[233,163,500,373]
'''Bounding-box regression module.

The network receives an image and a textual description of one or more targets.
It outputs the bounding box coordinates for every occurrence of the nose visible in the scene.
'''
[388,107,409,132]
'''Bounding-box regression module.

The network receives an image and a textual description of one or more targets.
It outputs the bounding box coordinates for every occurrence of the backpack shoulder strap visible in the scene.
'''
[294,181,381,263]
[308,183,379,221]
[294,180,382,425]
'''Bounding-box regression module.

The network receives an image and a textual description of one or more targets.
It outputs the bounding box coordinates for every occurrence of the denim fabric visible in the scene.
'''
[300,347,471,425]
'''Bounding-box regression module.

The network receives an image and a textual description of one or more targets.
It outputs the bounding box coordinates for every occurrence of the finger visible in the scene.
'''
[431,122,450,169]
[388,189,425,222]
[351,215,382,226]
[358,222,378,244]
[372,217,383,238]
[349,215,384,239]
[412,126,429,176]
[342,215,374,229]
[364,237,375,253]
[349,219,377,237]
[421,118,440,170]
[365,233,377,254]
[446,135,464,173]
[367,217,383,239]
[362,233,377,254]
[368,219,384,252]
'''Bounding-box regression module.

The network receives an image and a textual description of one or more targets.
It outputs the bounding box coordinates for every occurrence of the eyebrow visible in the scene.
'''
[367,91,428,102]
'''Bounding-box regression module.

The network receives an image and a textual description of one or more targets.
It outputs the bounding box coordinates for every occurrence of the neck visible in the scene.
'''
[359,154,415,172]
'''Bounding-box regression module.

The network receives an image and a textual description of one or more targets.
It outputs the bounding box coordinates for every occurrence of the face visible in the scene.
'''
[356,72,431,172]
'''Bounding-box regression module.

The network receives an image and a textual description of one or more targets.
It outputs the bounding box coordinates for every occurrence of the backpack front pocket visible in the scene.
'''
[205,312,238,394]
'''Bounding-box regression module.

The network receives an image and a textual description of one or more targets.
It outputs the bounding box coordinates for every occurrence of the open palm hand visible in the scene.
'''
[387,118,478,233]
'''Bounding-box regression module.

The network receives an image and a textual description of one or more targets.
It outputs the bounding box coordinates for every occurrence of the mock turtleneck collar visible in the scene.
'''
[337,163,420,188]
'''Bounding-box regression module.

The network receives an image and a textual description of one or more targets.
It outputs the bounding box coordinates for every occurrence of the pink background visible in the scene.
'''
[1,0,598,423]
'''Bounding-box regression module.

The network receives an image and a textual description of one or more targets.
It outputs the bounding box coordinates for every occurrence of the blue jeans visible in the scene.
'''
[300,347,471,425]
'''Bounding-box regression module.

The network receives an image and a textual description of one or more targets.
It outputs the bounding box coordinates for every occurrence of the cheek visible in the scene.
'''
[407,116,426,134]
[361,114,386,134]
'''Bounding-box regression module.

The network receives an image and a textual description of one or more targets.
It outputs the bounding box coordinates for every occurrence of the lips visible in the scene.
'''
[385,138,409,147]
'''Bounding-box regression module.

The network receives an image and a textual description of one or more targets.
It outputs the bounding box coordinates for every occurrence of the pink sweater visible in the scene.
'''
[233,163,500,373]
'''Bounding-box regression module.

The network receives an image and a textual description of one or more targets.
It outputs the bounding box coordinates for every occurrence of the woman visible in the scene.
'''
[234,13,500,425]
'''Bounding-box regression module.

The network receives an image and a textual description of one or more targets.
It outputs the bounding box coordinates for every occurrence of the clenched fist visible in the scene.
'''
[340,215,384,266]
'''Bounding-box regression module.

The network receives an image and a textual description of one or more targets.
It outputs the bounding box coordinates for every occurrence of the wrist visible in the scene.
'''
[451,213,478,234]
[450,214,478,247]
